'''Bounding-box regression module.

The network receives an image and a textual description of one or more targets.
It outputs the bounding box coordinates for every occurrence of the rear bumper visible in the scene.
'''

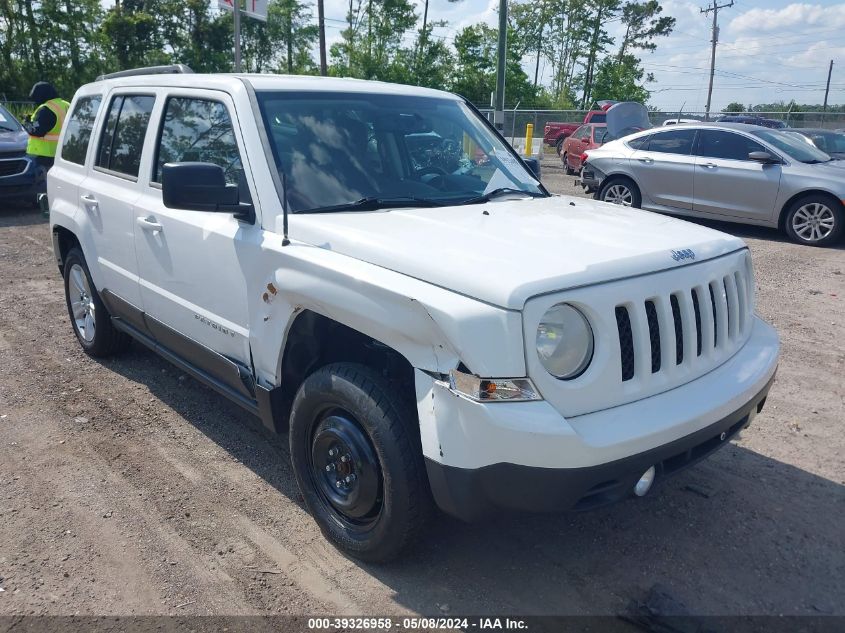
[426,371,774,522]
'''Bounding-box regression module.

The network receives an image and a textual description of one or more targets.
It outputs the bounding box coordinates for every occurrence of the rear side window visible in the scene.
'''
[153,97,243,185]
[96,95,155,178]
[647,129,696,155]
[590,113,606,123]
[61,96,101,165]
[696,130,767,161]
[594,128,608,143]
[627,135,651,150]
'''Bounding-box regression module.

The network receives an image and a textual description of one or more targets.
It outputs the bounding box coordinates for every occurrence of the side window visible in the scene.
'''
[576,126,590,140]
[697,130,767,161]
[96,95,155,178]
[61,96,101,165]
[627,134,651,150]
[154,97,243,185]
[647,129,696,155]
[594,127,608,143]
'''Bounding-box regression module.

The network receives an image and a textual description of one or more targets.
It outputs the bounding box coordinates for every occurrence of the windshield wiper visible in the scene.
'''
[301,196,447,214]
[458,187,544,206]
[804,158,832,164]
[0,124,17,132]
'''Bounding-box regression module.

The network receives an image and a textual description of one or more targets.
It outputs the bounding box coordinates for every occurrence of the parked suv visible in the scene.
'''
[49,67,779,561]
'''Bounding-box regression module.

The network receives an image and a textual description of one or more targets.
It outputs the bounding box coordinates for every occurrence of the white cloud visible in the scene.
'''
[729,2,845,34]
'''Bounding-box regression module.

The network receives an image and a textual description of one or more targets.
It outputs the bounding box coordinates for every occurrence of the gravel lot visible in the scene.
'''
[1,157,843,619]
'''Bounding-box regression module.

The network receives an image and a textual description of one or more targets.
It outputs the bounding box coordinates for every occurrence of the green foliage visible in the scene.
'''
[590,54,651,103]
[723,102,745,113]
[0,0,683,113]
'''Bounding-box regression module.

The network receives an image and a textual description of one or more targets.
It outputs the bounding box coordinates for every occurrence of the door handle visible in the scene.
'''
[81,194,98,204]
[701,162,717,169]
[638,157,653,164]
[136,216,163,232]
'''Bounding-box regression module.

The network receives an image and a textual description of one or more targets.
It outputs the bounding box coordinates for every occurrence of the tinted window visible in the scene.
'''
[696,130,766,161]
[590,113,606,123]
[750,129,831,163]
[627,134,652,150]
[154,98,242,185]
[96,95,155,177]
[594,127,608,143]
[61,96,101,165]
[648,129,695,155]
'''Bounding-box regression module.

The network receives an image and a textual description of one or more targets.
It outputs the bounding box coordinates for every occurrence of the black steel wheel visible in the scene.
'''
[289,363,433,562]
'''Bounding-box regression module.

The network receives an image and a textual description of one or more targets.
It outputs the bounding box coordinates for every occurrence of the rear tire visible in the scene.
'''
[783,194,843,246]
[562,154,575,176]
[289,362,433,562]
[555,137,565,156]
[599,177,641,208]
[63,248,130,357]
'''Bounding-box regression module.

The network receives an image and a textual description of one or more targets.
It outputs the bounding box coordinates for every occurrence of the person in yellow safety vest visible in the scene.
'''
[23,81,70,171]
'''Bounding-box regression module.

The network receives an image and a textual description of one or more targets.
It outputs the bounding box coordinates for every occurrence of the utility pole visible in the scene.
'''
[822,59,833,123]
[701,0,733,120]
[233,0,242,72]
[317,0,327,75]
[494,0,507,132]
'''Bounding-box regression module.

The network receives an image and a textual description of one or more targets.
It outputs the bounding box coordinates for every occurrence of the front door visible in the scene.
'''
[692,129,782,221]
[132,91,258,398]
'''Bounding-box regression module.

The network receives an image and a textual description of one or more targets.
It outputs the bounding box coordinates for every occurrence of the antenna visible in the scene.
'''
[281,171,290,247]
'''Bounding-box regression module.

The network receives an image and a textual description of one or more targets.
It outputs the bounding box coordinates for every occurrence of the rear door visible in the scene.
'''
[629,128,697,211]
[51,92,103,233]
[692,129,782,221]
[77,92,156,316]
[132,90,257,398]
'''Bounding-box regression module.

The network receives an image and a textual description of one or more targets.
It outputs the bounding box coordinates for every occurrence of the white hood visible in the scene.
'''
[289,195,746,310]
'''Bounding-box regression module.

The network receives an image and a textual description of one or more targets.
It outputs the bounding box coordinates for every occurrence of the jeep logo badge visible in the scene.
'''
[671,249,696,262]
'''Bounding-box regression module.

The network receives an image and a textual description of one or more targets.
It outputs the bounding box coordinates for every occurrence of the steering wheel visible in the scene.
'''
[415,165,449,178]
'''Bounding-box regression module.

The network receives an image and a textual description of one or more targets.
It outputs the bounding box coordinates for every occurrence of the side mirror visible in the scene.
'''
[523,156,542,180]
[748,151,779,164]
[161,162,252,220]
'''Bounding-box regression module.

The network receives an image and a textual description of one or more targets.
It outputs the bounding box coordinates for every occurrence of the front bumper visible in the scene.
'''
[0,155,44,203]
[417,317,779,521]
[426,371,772,521]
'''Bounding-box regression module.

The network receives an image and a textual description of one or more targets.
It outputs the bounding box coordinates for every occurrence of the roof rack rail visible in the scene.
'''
[95,64,194,82]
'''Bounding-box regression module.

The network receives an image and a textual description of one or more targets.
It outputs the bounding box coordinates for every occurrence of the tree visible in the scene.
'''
[591,53,651,103]
[617,0,675,60]
[722,102,745,113]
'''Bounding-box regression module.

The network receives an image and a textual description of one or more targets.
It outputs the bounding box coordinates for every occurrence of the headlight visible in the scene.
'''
[536,303,594,379]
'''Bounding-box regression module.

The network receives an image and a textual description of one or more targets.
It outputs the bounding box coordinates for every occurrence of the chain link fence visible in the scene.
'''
[478,109,845,143]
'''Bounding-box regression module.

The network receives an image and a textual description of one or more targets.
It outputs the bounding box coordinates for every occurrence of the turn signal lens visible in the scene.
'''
[448,370,541,402]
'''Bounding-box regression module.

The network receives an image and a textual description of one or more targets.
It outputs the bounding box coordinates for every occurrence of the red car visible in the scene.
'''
[561,123,608,175]
[542,101,617,155]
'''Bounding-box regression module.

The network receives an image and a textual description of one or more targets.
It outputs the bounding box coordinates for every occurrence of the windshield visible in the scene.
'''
[801,130,845,154]
[750,129,832,163]
[256,91,544,212]
[0,105,22,132]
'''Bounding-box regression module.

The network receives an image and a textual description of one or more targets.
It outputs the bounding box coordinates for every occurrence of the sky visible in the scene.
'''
[314,0,845,111]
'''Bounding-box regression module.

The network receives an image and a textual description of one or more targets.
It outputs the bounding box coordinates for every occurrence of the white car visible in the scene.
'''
[662,118,699,126]
[48,66,779,561]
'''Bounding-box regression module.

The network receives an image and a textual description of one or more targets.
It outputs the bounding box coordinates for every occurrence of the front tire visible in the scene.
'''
[599,177,642,208]
[555,137,565,156]
[289,363,433,562]
[63,248,130,357]
[783,194,843,246]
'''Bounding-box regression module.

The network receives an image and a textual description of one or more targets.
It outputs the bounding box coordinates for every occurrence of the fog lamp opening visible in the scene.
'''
[634,466,656,497]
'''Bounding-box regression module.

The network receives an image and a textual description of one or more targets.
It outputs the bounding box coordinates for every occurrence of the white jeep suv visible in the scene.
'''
[48,66,779,561]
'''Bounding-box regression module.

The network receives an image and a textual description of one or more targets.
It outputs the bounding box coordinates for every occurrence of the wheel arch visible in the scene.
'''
[270,309,418,433]
[51,223,81,275]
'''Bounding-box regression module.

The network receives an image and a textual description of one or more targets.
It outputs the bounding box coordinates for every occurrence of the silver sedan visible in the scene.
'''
[581,123,845,246]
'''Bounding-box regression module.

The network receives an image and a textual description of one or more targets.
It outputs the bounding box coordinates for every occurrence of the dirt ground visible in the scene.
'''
[1,157,843,620]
